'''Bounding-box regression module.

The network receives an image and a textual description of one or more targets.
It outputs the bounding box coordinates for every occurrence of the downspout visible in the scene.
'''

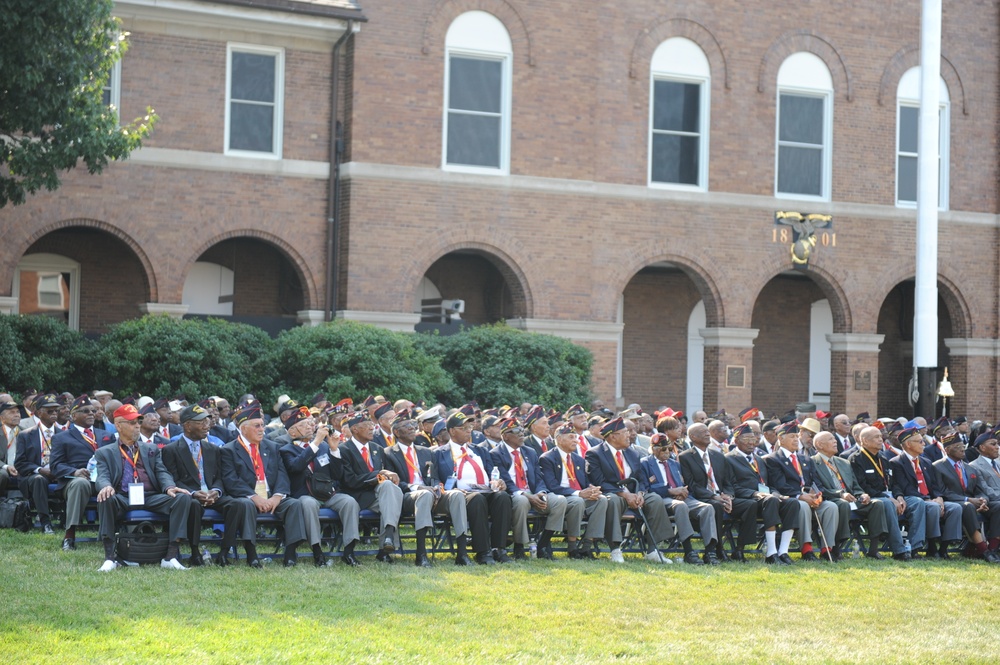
[325,20,354,321]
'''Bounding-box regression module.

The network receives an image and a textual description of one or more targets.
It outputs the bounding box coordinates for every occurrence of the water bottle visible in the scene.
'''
[529,541,537,559]
[86,456,98,482]
[903,538,911,556]
[851,539,861,559]
[202,546,212,565]
[490,467,500,484]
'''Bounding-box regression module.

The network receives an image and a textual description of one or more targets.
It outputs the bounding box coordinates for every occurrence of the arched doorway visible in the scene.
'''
[15,227,150,333]
[183,237,305,334]
[751,272,840,416]
[876,280,956,417]
[621,262,705,411]
[416,250,525,331]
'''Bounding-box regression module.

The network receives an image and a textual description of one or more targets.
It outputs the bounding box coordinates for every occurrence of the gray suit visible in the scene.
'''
[969,456,1000,502]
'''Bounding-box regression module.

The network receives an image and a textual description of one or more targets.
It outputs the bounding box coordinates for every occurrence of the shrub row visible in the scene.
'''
[0,315,593,409]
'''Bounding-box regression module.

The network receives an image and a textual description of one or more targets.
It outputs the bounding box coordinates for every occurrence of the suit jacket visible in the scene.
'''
[762,449,821,498]
[138,433,171,449]
[539,448,588,497]
[849,448,894,497]
[221,436,290,499]
[585,442,648,494]
[371,427,394,450]
[279,441,343,500]
[933,457,989,502]
[678,446,734,501]
[339,437,391,509]
[922,440,946,464]
[95,440,175,494]
[888,453,944,499]
[811,453,865,500]
[382,443,440,493]
[833,433,855,455]
[491,443,547,494]
[969,456,1000,501]
[14,427,47,477]
[726,450,770,500]
[523,434,549,458]
[162,436,226,496]
[210,424,237,444]
[50,427,111,488]
[1,425,19,466]
[640,454,687,499]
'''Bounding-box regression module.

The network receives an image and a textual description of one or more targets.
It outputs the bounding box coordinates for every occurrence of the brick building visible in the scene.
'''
[1,0,998,418]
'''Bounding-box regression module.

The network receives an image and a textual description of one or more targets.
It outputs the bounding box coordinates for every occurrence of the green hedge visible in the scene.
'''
[0,315,593,408]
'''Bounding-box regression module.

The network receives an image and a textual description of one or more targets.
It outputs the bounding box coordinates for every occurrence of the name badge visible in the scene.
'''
[848,501,858,511]
[254,479,268,499]
[316,453,330,467]
[757,483,771,494]
[128,483,144,506]
[865,469,875,474]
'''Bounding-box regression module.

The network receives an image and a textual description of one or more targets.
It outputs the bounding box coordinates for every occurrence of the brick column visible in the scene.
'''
[699,328,758,413]
[943,339,998,417]
[826,334,884,417]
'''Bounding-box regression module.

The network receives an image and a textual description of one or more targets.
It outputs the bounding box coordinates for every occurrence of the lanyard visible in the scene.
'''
[120,444,140,482]
[860,448,885,479]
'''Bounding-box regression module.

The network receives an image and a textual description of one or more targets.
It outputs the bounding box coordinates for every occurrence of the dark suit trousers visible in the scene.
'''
[98,492,193,543]
[753,495,799,532]
[726,497,758,550]
[19,474,51,518]
[190,495,250,551]
[464,491,512,553]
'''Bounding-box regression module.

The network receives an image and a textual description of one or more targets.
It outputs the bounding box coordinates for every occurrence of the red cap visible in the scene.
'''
[113,404,140,421]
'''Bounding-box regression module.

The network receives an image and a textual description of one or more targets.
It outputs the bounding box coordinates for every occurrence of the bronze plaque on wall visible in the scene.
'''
[854,371,872,391]
[726,365,746,388]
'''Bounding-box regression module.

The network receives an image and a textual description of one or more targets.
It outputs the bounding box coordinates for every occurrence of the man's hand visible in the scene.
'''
[379,470,400,485]
[842,493,857,503]
[166,486,189,498]
[36,466,53,480]
[264,495,283,514]
[580,485,602,500]
[668,487,688,500]
[4,465,17,477]
[895,497,907,515]
[859,493,871,505]
[97,486,115,502]
[72,468,90,479]
[621,490,641,510]
[250,495,270,513]
[527,493,548,511]
[718,493,734,513]
[191,490,213,506]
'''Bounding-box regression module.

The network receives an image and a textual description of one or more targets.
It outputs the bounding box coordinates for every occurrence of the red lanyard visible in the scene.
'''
[120,445,140,482]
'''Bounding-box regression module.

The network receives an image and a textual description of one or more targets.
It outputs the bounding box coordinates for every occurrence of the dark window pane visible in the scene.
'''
[230,102,274,152]
[447,112,500,167]
[897,155,917,202]
[778,145,822,195]
[779,95,824,145]
[102,87,111,107]
[653,80,700,133]
[899,106,918,153]
[651,134,699,185]
[231,52,276,103]
[449,57,502,113]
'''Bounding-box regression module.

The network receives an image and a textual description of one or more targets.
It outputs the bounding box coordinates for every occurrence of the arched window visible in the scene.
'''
[443,11,512,174]
[775,52,833,200]
[896,67,949,209]
[12,253,81,330]
[649,38,710,190]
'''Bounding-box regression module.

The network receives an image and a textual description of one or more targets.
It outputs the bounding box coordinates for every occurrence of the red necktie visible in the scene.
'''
[662,460,676,488]
[361,445,373,472]
[512,449,528,490]
[955,462,966,490]
[578,435,588,456]
[458,447,485,484]
[404,445,417,484]
[83,428,97,451]
[790,453,802,479]
[249,443,265,481]
[913,459,929,496]
[614,450,626,479]
[540,437,548,453]
[565,454,582,491]
[702,453,719,492]
[161,426,169,438]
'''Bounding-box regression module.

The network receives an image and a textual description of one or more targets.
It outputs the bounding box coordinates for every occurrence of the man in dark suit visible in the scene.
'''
[522,405,551,457]
[48,394,112,550]
[382,411,472,566]
[154,398,183,439]
[922,418,952,463]
[137,404,171,448]
[0,401,21,496]
[13,395,63,534]
[162,404,253,567]
[764,421,840,561]
[831,414,855,455]
[338,410,404,562]
[221,402,306,567]
[679,422,756,563]
[94,404,194,572]
[933,434,1000,562]
[277,406,358,567]
[435,411,513,564]
[969,432,1000,505]
[540,425,608,559]
[726,423,800,564]
[586,417,672,564]
[490,416,566,560]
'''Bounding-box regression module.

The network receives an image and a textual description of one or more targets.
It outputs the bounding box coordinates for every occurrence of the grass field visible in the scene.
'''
[2,530,999,664]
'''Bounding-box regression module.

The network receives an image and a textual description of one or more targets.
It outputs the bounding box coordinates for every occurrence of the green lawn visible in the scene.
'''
[2,530,999,664]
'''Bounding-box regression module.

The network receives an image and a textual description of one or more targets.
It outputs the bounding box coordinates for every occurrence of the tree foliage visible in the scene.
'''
[0,315,97,394]
[0,0,157,207]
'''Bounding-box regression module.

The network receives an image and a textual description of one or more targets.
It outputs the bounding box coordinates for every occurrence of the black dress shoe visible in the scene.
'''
[474,552,495,565]
[215,554,232,567]
[537,545,554,561]
[455,553,474,566]
[42,523,55,535]
[831,547,844,562]
[683,551,705,565]
[984,549,1000,564]
[62,537,76,551]
[778,553,795,565]
[765,554,779,565]
[493,548,512,564]
[715,549,730,563]
[892,551,912,562]
[376,550,395,564]
[247,558,263,569]
[415,554,432,567]
[512,544,527,561]
[381,536,395,554]
[704,551,721,565]
[730,551,746,563]
[800,550,817,561]
[865,551,886,560]
[188,554,206,567]
[341,554,362,567]
[313,553,328,567]
[284,558,297,568]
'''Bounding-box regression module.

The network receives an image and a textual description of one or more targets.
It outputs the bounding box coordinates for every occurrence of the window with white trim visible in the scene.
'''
[443,11,512,173]
[226,44,284,157]
[649,38,710,189]
[775,52,833,200]
[13,253,81,330]
[896,67,949,209]
[102,58,121,112]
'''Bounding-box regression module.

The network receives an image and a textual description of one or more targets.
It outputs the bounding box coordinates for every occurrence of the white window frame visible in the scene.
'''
[103,58,121,114]
[442,12,512,175]
[648,38,710,191]
[12,253,81,331]
[895,69,949,210]
[225,43,284,159]
[36,274,66,310]
[774,53,833,202]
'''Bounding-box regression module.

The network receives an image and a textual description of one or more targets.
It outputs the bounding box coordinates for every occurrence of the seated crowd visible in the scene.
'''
[1,389,998,571]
